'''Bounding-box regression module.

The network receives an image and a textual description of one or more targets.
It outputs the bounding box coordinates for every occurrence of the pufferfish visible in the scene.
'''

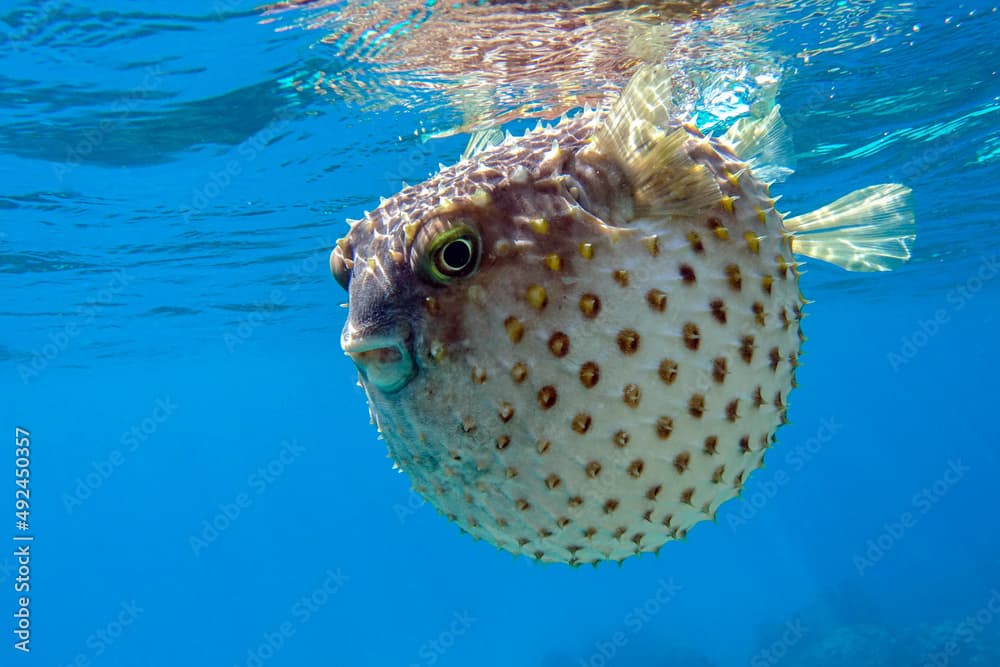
[330,65,914,565]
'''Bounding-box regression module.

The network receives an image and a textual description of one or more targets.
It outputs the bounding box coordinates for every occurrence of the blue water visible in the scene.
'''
[3,1,1000,666]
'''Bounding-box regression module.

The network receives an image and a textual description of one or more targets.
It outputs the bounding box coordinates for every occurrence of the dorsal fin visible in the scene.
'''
[722,105,795,183]
[590,64,722,217]
[461,127,504,160]
[785,183,915,271]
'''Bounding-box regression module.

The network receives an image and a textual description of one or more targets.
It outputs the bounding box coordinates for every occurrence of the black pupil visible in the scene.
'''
[441,238,472,272]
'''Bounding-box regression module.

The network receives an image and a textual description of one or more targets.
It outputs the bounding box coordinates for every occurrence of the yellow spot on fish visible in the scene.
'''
[776,254,790,277]
[755,206,767,225]
[724,170,740,188]
[686,231,704,253]
[544,253,562,271]
[470,188,491,207]
[367,258,376,272]
[526,284,548,310]
[529,217,549,235]
[720,196,735,214]
[708,217,729,240]
[466,284,486,305]
[389,249,404,264]
[494,240,514,257]
[504,317,524,344]
[579,242,594,259]
[762,274,774,295]
[643,236,660,257]
[579,293,601,318]
[404,222,419,244]
[435,198,459,215]
[743,231,760,254]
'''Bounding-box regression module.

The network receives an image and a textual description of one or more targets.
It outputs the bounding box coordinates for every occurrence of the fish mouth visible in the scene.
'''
[343,333,416,393]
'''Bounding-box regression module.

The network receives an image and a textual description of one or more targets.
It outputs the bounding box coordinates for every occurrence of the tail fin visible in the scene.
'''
[784,184,915,271]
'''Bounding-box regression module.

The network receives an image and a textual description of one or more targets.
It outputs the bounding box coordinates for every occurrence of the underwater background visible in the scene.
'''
[2,1,999,665]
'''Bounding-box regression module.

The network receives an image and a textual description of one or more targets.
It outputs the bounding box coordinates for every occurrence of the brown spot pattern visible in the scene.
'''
[622,383,641,408]
[674,451,691,473]
[511,362,527,384]
[579,293,601,319]
[658,359,678,384]
[710,299,727,324]
[579,361,600,388]
[769,347,781,372]
[617,329,640,355]
[725,264,742,291]
[688,393,705,418]
[646,289,667,312]
[683,323,700,350]
[548,331,570,357]
[504,316,524,344]
[537,385,558,409]
[712,357,727,384]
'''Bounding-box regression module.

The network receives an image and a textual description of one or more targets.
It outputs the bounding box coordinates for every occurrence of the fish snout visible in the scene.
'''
[342,326,417,393]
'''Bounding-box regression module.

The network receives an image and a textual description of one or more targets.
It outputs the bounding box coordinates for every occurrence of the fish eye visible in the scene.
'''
[330,242,352,290]
[420,225,481,284]
[439,237,474,273]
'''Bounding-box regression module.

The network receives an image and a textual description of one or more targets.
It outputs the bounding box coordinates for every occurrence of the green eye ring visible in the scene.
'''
[420,225,481,284]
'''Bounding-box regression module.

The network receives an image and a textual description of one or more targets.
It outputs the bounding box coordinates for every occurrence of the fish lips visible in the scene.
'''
[343,330,417,394]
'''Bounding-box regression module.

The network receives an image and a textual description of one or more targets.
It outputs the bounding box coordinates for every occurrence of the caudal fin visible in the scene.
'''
[784,184,915,272]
